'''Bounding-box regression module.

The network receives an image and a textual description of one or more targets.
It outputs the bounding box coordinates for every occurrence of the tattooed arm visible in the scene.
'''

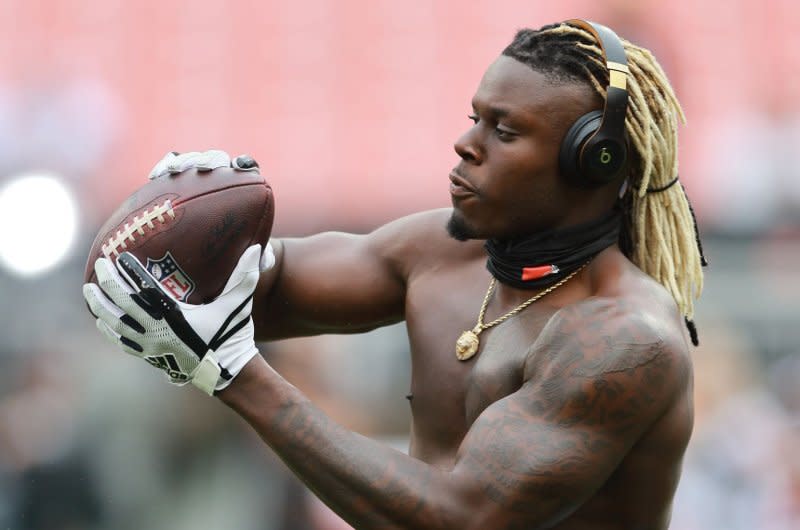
[220,300,688,529]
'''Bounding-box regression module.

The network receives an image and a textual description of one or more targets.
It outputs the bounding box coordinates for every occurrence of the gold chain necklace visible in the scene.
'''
[455,262,589,361]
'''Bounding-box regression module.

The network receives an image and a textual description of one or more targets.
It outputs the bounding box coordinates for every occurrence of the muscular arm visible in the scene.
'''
[221,300,688,529]
[252,209,463,340]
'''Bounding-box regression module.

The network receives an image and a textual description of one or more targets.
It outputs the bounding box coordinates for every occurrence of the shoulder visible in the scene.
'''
[368,208,484,277]
[534,248,691,383]
[370,208,452,240]
[525,294,691,419]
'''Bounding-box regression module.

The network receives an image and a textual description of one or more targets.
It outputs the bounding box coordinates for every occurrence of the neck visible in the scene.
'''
[484,208,621,290]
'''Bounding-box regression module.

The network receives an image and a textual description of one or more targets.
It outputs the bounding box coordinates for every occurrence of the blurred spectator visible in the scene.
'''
[671,323,800,530]
[0,350,99,530]
[703,99,800,235]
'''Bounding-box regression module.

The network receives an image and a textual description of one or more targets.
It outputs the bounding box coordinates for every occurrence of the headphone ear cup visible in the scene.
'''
[558,111,603,186]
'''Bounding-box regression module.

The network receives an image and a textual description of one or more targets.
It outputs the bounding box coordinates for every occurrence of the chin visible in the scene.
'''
[446,210,481,241]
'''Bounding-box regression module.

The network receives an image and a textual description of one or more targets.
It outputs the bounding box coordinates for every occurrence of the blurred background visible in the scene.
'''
[0,0,798,528]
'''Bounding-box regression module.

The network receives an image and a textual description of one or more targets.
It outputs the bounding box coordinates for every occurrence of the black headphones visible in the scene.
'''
[558,19,630,188]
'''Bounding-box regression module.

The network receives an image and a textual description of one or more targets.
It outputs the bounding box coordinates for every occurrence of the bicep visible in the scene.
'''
[253,211,458,339]
[253,231,406,338]
[451,382,630,528]
[450,318,683,528]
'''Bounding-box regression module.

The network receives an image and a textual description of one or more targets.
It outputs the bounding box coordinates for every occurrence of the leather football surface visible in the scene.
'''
[85,167,274,304]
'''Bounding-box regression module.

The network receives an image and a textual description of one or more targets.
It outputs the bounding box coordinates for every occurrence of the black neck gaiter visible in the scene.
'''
[484,209,621,289]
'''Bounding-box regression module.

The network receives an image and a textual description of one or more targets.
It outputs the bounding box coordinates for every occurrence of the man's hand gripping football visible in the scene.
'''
[83,242,274,395]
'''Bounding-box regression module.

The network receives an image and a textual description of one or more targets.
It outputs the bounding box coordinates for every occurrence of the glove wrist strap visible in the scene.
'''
[191,355,222,395]
[190,345,259,395]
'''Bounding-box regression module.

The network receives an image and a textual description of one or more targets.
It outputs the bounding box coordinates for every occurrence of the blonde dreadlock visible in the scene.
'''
[502,22,705,340]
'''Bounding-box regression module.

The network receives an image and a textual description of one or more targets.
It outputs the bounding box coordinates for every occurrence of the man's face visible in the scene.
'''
[447,55,600,241]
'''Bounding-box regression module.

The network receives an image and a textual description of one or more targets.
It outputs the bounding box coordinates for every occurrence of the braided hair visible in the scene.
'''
[502,22,706,343]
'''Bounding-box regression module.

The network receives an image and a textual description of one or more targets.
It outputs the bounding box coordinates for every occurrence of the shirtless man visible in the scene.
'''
[84,20,706,529]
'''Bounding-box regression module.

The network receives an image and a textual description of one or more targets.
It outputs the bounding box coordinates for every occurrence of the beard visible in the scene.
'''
[446,210,479,241]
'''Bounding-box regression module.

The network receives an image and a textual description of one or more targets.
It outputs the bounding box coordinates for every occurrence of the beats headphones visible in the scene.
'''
[558,19,630,187]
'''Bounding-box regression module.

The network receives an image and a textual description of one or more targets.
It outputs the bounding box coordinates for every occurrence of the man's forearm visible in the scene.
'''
[218,356,463,529]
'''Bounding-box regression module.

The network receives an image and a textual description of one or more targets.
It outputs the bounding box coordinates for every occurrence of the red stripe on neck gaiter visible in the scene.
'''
[521,264,558,281]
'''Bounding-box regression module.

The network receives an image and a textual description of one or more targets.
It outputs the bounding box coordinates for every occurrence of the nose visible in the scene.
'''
[454,126,482,164]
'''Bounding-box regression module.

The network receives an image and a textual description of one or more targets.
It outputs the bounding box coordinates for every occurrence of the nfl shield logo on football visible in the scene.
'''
[145,252,196,302]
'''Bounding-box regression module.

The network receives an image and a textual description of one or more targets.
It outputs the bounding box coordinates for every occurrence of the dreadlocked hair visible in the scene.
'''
[502,22,705,341]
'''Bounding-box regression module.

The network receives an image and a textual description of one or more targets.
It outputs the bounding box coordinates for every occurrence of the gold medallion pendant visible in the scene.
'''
[455,262,590,362]
[455,328,480,361]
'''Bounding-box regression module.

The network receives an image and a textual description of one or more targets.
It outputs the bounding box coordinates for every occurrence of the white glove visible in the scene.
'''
[148,149,259,180]
[83,244,273,395]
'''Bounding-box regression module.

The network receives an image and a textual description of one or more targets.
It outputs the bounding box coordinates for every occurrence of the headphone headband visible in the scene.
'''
[558,19,630,186]
[566,19,629,88]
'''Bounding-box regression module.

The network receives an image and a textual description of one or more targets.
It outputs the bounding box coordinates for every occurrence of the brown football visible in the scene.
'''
[84,167,274,304]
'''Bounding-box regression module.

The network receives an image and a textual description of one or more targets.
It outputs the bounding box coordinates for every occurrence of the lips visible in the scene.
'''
[449,170,477,198]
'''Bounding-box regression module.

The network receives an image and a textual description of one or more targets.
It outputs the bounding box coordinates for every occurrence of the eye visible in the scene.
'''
[467,114,479,124]
[495,127,516,141]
